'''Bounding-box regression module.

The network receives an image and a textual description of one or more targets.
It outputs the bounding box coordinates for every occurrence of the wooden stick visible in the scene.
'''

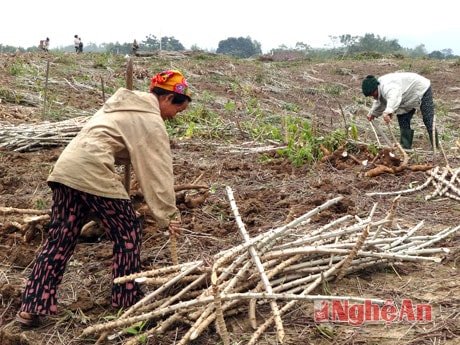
[42,60,50,118]
[370,119,391,146]
[249,254,302,329]
[211,271,230,345]
[383,221,424,250]
[226,186,285,343]
[247,257,345,345]
[0,206,50,215]
[408,225,460,251]
[94,262,201,343]
[336,224,370,281]
[123,58,134,194]
[169,231,179,265]
[174,184,209,192]
[263,246,442,262]
[366,174,434,197]
[82,291,386,338]
[113,261,202,283]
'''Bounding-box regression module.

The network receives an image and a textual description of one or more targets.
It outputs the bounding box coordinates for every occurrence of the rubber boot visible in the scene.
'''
[400,129,414,150]
[428,130,440,151]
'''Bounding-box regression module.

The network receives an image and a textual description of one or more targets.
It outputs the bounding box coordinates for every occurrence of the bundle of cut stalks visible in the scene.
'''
[81,189,458,345]
[367,165,460,201]
[0,116,89,152]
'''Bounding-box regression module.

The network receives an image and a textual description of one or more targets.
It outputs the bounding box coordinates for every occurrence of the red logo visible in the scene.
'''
[314,299,432,325]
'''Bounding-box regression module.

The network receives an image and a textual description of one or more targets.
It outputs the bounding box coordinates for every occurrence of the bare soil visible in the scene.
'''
[0,51,460,345]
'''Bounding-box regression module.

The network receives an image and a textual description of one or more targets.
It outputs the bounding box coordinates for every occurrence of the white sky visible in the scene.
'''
[2,0,459,54]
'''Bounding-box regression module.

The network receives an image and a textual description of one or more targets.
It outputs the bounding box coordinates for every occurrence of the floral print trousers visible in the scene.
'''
[20,182,143,315]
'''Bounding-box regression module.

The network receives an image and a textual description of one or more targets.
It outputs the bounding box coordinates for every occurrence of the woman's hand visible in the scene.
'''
[168,220,181,236]
[383,113,393,123]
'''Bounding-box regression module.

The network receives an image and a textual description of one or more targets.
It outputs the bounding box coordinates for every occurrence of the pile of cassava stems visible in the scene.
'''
[80,189,458,345]
[367,141,460,200]
[0,116,89,152]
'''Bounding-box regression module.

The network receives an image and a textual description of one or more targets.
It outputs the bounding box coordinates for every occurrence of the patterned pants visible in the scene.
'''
[397,86,435,134]
[20,182,143,315]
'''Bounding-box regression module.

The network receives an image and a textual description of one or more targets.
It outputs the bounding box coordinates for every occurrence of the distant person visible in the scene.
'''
[78,37,83,53]
[132,39,139,54]
[362,73,439,150]
[74,35,80,53]
[39,37,50,52]
[15,69,192,328]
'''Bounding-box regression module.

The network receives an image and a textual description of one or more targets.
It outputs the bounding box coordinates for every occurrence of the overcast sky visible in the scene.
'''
[2,1,459,54]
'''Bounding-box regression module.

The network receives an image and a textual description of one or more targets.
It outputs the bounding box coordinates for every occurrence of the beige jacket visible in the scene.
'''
[48,88,178,228]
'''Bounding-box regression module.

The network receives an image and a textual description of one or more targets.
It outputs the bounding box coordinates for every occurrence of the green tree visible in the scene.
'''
[104,42,132,54]
[141,35,184,51]
[410,44,428,58]
[441,48,455,59]
[0,44,26,53]
[216,36,262,58]
[339,34,359,55]
[295,42,312,53]
[160,36,185,51]
[351,33,402,54]
[428,50,444,59]
[142,34,160,50]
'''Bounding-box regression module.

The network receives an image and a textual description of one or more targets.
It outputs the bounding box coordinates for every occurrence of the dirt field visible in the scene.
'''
[0,51,460,345]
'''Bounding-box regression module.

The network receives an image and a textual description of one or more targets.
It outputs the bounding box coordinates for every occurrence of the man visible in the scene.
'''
[78,37,83,53]
[362,73,439,150]
[39,38,50,52]
[16,70,192,327]
[132,39,139,54]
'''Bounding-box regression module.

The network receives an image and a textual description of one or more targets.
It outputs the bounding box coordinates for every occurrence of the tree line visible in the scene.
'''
[0,32,457,60]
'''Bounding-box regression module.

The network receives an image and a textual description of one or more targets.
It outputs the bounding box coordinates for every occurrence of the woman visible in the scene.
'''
[74,35,80,53]
[362,73,438,150]
[16,69,192,327]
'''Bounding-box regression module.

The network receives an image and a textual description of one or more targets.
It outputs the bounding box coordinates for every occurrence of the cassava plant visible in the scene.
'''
[276,116,347,167]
